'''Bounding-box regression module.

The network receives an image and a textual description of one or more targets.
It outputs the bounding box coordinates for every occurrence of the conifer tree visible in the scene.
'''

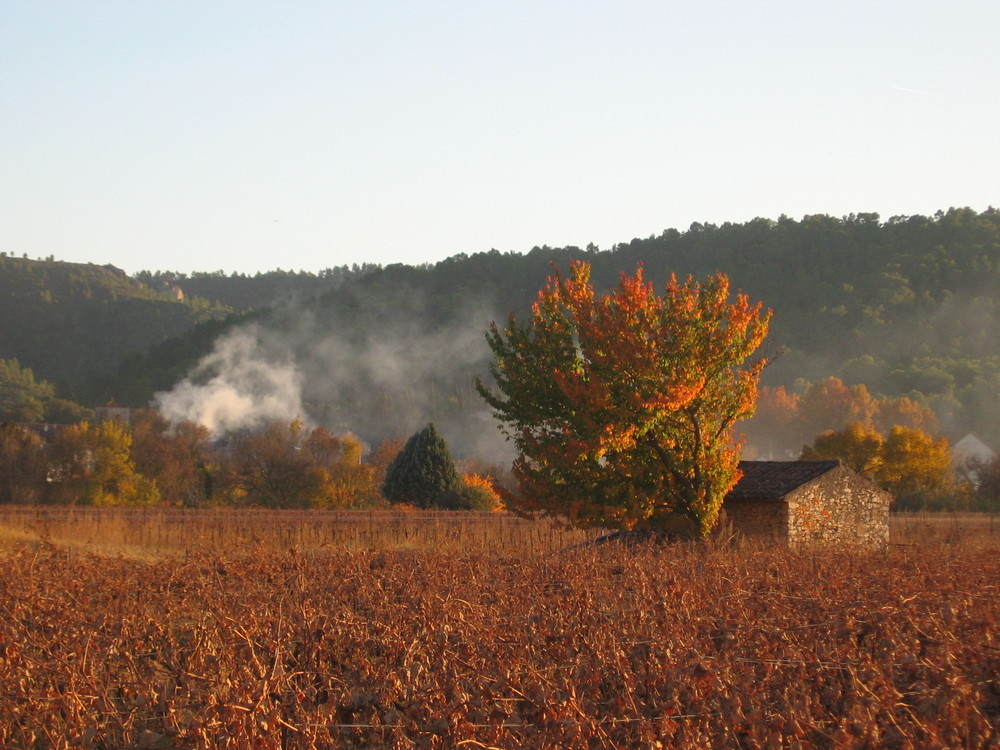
[382,423,461,508]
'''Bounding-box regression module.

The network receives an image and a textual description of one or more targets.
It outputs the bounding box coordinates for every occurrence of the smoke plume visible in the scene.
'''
[152,292,514,463]
[154,325,305,436]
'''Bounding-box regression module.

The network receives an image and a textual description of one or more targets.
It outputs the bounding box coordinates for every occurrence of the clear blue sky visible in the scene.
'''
[2,1,997,275]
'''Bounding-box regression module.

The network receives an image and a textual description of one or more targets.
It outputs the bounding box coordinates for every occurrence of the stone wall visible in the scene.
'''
[722,500,788,544]
[785,465,891,548]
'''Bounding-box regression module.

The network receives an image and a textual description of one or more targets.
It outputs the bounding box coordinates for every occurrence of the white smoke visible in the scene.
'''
[152,291,515,464]
[153,325,305,435]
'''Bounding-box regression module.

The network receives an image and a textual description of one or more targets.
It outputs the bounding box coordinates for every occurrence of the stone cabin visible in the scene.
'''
[722,460,892,548]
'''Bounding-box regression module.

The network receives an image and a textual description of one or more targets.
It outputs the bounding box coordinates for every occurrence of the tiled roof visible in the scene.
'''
[726,460,841,502]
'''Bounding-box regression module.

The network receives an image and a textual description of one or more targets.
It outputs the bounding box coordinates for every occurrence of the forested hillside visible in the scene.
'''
[135,263,381,313]
[99,207,1000,452]
[6,207,1000,450]
[0,256,230,400]
[321,207,1000,446]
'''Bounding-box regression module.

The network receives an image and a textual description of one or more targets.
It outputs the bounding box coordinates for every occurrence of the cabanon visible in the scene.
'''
[722,460,892,547]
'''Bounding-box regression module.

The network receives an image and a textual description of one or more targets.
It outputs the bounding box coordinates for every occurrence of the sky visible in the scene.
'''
[2,1,998,276]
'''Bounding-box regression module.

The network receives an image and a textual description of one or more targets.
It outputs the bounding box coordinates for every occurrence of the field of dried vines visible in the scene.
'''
[0,512,997,749]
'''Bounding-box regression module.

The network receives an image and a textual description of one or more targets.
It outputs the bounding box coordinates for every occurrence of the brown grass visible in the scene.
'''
[0,507,602,560]
[891,511,1000,549]
[0,507,996,561]
[0,509,997,748]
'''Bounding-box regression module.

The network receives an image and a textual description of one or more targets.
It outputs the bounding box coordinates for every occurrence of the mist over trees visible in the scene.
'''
[4,207,1000,459]
[146,207,1000,450]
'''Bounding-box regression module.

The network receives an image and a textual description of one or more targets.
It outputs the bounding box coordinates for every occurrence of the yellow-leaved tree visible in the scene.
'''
[800,422,884,476]
[801,422,952,503]
[220,420,374,508]
[49,421,158,506]
[477,260,770,536]
[879,425,952,496]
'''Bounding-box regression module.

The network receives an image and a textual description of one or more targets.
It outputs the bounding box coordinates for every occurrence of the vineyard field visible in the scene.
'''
[0,507,997,560]
[0,511,997,748]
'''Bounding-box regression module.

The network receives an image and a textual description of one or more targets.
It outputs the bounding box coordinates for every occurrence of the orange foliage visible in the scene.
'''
[480,261,770,535]
[460,472,504,512]
[801,422,952,497]
[748,377,940,458]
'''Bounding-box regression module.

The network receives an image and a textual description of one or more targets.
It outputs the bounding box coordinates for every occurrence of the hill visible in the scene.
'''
[8,206,1000,451]
[134,263,381,313]
[107,207,1000,452]
[0,255,231,401]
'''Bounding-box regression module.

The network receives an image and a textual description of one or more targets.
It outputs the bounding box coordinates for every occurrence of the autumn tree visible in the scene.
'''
[796,377,877,443]
[478,261,770,536]
[801,422,884,476]
[879,425,951,497]
[746,379,939,459]
[217,420,377,509]
[301,427,375,509]
[873,395,938,435]
[0,423,48,504]
[48,421,157,506]
[220,420,330,508]
[130,409,213,506]
[801,423,952,506]
[457,472,503,511]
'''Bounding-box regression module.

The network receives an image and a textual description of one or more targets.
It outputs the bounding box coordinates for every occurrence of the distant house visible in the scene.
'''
[94,400,131,425]
[722,460,892,548]
[951,434,995,487]
[952,434,995,465]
